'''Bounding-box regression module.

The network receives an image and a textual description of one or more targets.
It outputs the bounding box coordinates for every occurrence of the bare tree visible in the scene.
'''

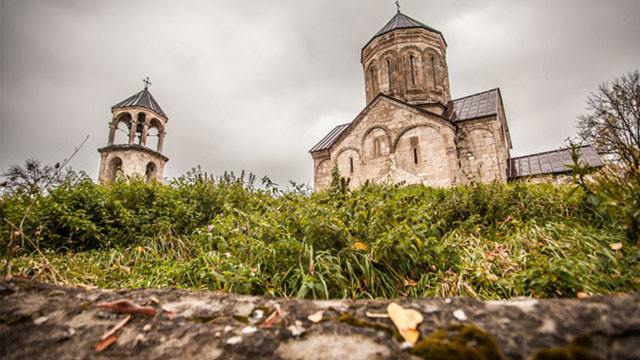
[577,70,640,169]
[1,159,65,196]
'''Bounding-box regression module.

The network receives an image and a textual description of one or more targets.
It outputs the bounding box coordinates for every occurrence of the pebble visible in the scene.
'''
[134,334,146,346]
[226,336,242,345]
[453,309,467,321]
[143,324,152,332]
[241,326,257,335]
[62,327,76,339]
[287,320,305,337]
[34,316,48,325]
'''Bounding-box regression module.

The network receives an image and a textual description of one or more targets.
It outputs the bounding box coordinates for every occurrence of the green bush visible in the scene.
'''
[1,169,638,299]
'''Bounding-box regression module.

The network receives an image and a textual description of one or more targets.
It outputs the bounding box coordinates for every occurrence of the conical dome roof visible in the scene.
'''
[112,88,167,119]
[364,11,446,49]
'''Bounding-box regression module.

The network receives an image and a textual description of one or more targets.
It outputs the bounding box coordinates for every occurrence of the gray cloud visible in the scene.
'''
[2,0,639,186]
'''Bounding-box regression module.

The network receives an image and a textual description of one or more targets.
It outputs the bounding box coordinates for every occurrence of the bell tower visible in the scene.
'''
[98,78,169,183]
[361,8,451,113]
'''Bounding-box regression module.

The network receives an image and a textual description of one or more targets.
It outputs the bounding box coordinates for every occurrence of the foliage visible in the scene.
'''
[577,70,640,169]
[1,167,638,300]
[0,159,84,196]
[567,142,640,243]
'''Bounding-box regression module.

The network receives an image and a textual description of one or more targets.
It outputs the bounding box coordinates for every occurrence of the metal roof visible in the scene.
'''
[112,88,168,119]
[364,12,446,50]
[445,88,499,122]
[507,145,603,179]
[309,123,350,153]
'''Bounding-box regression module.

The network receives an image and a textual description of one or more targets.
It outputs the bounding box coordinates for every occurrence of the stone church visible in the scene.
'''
[309,10,602,190]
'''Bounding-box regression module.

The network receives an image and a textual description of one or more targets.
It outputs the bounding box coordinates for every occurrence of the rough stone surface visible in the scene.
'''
[0,281,638,359]
[311,13,511,191]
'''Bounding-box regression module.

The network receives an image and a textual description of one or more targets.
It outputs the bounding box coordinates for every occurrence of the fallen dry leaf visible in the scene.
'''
[307,310,324,323]
[95,334,118,353]
[387,303,423,346]
[262,306,282,328]
[404,278,417,287]
[576,291,589,299]
[610,242,623,251]
[353,241,369,251]
[95,299,156,317]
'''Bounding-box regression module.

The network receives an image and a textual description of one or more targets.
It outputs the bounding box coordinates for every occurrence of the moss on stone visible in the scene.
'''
[410,324,503,360]
[338,313,400,339]
[531,336,601,360]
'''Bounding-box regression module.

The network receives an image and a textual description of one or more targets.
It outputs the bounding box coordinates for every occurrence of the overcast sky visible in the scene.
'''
[1,0,639,186]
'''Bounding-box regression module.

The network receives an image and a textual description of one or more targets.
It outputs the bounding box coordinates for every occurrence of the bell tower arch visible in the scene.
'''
[98,78,169,183]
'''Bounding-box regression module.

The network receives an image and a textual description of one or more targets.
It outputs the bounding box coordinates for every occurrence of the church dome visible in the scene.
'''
[361,10,451,107]
[363,11,446,51]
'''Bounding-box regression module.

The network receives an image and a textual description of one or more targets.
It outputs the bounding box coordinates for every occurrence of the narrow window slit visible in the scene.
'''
[409,55,416,86]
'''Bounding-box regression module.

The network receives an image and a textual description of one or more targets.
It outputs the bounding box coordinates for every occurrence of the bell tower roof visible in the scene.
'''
[364,11,446,49]
[112,87,168,119]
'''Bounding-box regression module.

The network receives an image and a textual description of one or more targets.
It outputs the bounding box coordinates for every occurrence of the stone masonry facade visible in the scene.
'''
[310,11,512,191]
[98,88,169,183]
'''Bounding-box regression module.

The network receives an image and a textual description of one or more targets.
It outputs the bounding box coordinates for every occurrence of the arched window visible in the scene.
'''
[369,66,378,95]
[430,55,437,87]
[107,157,123,181]
[146,118,162,151]
[386,59,393,91]
[349,157,354,174]
[373,138,381,157]
[145,162,157,182]
[409,55,416,86]
[113,113,132,145]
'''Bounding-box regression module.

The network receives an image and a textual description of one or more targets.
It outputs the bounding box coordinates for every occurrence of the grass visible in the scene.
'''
[1,170,639,300]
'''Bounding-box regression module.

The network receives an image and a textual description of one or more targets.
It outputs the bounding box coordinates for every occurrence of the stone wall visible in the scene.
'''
[313,97,459,190]
[98,146,167,183]
[1,281,637,359]
[457,117,510,183]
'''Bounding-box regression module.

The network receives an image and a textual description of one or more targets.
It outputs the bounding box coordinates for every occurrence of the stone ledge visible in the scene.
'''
[0,281,638,359]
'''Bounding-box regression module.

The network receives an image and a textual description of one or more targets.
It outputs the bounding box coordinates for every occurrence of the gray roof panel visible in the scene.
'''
[112,88,168,119]
[363,12,446,50]
[309,123,350,153]
[508,145,603,179]
[445,88,499,122]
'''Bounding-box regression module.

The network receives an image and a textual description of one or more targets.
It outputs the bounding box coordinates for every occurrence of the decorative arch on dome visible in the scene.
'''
[400,46,424,89]
[380,50,399,93]
[366,60,380,100]
[423,48,443,89]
